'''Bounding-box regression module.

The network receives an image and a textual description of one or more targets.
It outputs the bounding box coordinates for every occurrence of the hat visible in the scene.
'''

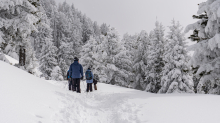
[74,57,79,61]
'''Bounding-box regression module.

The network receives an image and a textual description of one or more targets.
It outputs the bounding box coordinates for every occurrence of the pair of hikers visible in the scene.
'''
[67,57,98,93]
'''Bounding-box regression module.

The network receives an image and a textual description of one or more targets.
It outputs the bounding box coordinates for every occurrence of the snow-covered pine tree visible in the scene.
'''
[39,40,58,80]
[113,43,133,87]
[57,35,74,78]
[133,31,150,90]
[34,13,53,59]
[51,66,63,81]
[122,33,138,54]
[185,1,220,94]
[145,21,166,93]
[82,15,94,43]
[121,33,138,87]
[39,0,56,19]
[100,23,109,36]
[0,0,41,65]
[93,21,101,37]
[80,36,98,72]
[87,35,107,82]
[96,28,120,84]
[69,6,83,57]
[159,20,194,93]
[93,27,132,86]
[50,4,59,47]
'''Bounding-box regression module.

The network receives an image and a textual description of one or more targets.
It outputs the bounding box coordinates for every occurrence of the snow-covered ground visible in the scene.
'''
[0,60,220,123]
[4,54,19,65]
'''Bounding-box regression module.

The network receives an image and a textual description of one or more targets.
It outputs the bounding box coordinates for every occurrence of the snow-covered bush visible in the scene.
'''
[51,66,63,81]
[0,51,9,64]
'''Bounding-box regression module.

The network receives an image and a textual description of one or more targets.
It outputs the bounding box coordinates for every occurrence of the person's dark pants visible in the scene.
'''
[68,78,73,90]
[87,83,93,92]
[94,83,97,90]
[72,78,81,93]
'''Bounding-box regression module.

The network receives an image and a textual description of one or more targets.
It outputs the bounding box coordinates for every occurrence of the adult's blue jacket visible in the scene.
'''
[69,61,83,79]
[85,69,93,83]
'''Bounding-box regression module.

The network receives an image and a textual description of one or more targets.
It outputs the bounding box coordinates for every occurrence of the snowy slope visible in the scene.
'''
[0,61,64,123]
[0,61,220,123]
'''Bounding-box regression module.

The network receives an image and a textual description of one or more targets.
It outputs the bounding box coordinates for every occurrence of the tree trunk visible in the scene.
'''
[19,46,25,66]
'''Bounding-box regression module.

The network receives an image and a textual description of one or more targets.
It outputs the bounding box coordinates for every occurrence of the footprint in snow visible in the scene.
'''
[35,115,43,118]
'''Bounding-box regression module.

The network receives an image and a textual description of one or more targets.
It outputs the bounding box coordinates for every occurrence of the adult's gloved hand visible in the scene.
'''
[81,76,83,80]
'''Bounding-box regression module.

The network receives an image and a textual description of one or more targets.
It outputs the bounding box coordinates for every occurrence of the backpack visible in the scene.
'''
[86,71,92,80]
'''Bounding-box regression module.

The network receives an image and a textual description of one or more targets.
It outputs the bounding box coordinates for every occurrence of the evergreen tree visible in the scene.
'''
[87,33,109,83]
[159,20,194,93]
[100,23,109,36]
[121,33,138,88]
[50,4,59,47]
[0,0,41,65]
[99,28,121,84]
[133,31,150,90]
[39,40,58,80]
[82,15,94,43]
[185,1,220,94]
[69,7,83,57]
[114,45,133,87]
[57,35,74,77]
[93,21,101,37]
[80,36,98,72]
[34,13,53,59]
[145,21,166,93]
[93,27,132,86]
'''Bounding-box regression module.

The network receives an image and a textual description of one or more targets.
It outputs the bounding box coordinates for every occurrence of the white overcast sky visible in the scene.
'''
[54,0,204,39]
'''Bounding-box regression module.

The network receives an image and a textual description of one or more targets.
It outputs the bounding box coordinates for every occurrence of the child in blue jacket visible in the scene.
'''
[85,68,93,92]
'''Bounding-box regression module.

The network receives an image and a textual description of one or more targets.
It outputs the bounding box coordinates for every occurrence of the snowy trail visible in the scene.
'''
[50,81,140,123]
[49,80,220,123]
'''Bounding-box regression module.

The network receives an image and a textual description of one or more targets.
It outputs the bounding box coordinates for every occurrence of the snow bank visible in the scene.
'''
[0,61,65,123]
[4,54,19,65]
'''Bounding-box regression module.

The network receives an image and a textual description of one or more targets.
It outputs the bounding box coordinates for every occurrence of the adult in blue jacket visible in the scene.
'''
[85,68,93,92]
[69,57,83,93]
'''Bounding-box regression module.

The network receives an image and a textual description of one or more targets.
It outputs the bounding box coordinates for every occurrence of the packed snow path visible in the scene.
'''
[49,81,141,123]
[45,80,220,123]
[1,61,220,123]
